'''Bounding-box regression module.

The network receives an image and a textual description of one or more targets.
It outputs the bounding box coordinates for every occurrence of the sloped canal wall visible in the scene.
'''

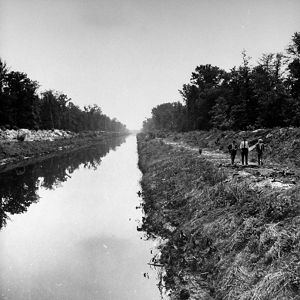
[137,133,300,300]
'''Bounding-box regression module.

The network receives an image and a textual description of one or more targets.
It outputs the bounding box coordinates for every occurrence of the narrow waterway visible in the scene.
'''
[0,135,163,300]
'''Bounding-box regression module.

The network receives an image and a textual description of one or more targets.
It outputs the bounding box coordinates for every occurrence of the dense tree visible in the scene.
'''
[0,59,11,126]
[151,102,183,131]
[4,71,40,128]
[0,59,8,92]
[285,32,300,126]
[210,97,231,130]
[252,53,288,127]
[0,61,128,133]
[179,84,199,130]
[180,64,229,130]
[143,32,300,133]
[142,118,155,132]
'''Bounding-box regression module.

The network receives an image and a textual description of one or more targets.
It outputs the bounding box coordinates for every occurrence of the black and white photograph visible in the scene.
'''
[0,0,300,299]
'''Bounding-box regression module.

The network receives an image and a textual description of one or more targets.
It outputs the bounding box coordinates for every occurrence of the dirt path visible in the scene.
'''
[163,139,298,191]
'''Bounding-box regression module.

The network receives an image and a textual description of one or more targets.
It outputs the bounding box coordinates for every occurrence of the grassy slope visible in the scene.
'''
[166,127,300,169]
[137,133,300,300]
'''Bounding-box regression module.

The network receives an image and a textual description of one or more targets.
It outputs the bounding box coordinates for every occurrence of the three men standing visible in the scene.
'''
[228,137,265,166]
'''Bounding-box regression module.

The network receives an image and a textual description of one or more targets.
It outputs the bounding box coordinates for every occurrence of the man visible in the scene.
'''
[240,137,249,165]
[256,138,265,165]
[228,140,238,165]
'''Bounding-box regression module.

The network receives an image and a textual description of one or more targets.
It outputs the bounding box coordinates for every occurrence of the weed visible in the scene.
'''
[137,133,300,299]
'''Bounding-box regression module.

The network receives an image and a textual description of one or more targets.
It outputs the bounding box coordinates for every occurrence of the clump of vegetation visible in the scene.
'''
[17,132,26,142]
[137,134,300,299]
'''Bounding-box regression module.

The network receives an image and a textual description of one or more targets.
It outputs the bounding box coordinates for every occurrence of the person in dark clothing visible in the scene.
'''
[240,137,249,165]
[256,139,265,165]
[228,140,238,165]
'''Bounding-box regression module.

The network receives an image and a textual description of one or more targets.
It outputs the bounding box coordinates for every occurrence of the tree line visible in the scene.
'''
[0,60,128,133]
[143,32,300,132]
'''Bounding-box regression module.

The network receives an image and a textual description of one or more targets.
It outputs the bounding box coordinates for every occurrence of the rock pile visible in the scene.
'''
[0,129,75,142]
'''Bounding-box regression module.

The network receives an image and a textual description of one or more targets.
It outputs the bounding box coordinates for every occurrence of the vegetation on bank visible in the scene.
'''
[137,133,300,300]
[0,59,128,133]
[143,32,300,132]
[0,130,126,171]
[139,31,300,299]
[164,127,300,169]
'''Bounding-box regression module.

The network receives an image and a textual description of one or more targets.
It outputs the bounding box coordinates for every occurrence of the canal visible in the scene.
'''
[0,135,163,300]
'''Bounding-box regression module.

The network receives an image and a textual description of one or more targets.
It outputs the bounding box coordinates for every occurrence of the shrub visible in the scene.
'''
[17,133,26,142]
[201,161,226,185]
[262,194,296,221]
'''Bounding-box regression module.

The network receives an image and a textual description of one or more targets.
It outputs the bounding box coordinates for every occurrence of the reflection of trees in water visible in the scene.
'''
[0,137,126,229]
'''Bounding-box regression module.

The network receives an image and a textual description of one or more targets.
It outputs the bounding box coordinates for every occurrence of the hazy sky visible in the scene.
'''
[1,0,300,129]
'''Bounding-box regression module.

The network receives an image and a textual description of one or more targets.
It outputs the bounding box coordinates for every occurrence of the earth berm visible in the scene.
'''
[137,129,300,300]
[0,129,126,173]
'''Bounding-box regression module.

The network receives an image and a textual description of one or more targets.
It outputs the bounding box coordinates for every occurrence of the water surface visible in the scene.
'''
[0,135,162,300]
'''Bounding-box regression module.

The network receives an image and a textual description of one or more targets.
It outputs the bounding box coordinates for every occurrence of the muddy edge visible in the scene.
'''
[137,132,300,300]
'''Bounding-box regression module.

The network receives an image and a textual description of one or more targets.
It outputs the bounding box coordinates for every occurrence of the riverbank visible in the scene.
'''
[0,129,127,172]
[162,127,300,169]
[137,132,300,300]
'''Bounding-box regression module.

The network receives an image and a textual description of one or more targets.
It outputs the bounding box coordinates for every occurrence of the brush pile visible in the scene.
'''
[137,133,300,300]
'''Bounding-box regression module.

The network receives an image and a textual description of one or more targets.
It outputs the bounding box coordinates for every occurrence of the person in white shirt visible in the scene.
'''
[240,137,249,165]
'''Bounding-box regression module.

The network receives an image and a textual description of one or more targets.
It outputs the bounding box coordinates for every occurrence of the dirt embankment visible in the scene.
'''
[0,129,126,172]
[137,132,300,300]
[166,127,300,169]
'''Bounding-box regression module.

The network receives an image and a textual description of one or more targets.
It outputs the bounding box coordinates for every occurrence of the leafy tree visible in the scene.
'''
[143,118,155,132]
[143,33,300,132]
[0,59,12,126]
[286,32,300,125]
[4,71,40,128]
[179,84,199,130]
[150,102,186,131]
[210,97,231,129]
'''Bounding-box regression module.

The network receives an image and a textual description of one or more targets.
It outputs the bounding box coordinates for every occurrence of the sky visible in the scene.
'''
[1,0,300,129]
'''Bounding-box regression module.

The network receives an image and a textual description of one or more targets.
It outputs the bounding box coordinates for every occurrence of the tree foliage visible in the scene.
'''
[0,62,128,133]
[143,32,300,132]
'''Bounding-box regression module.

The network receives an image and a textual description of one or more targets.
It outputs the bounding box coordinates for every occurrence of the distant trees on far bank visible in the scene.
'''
[0,61,128,133]
[143,32,300,132]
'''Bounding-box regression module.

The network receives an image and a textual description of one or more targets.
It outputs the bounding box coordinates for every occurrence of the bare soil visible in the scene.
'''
[163,139,298,191]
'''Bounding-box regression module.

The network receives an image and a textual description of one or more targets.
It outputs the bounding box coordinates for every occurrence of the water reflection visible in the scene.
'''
[0,135,162,300]
[0,137,125,230]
